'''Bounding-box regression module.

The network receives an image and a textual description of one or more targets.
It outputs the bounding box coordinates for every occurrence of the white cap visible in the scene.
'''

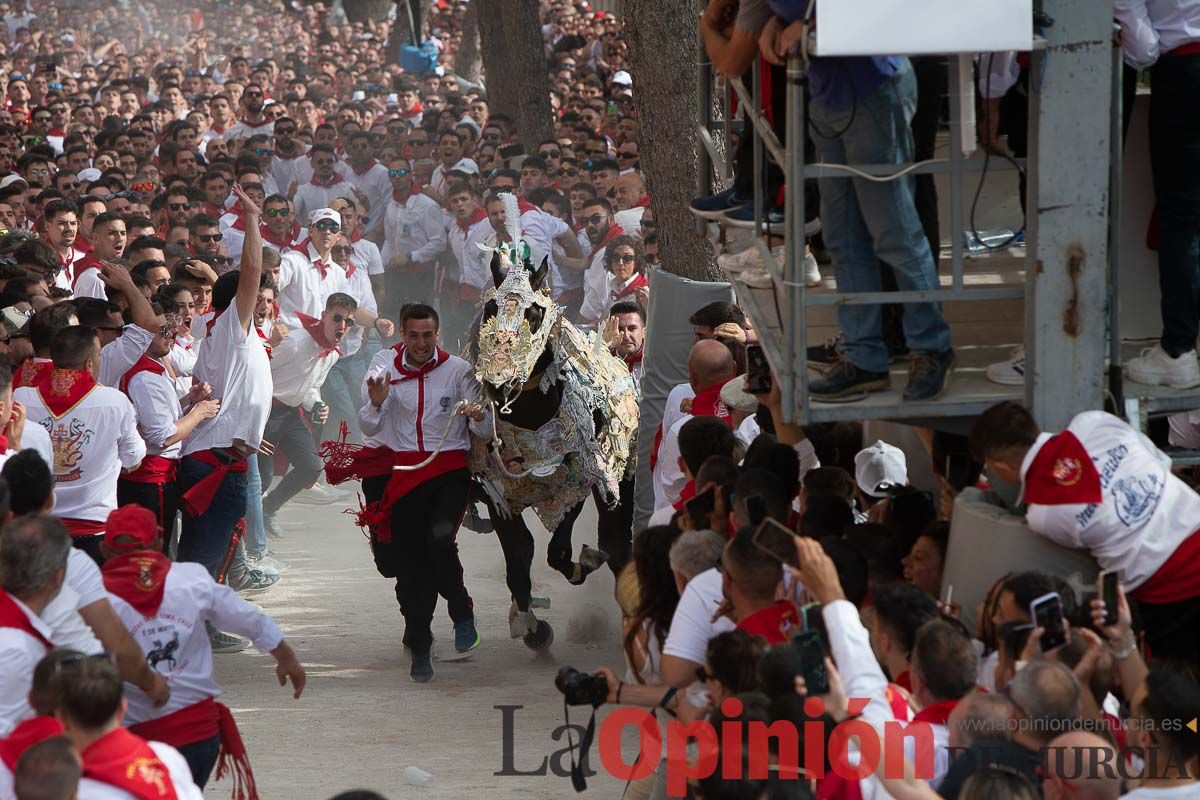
[720,375,759,414]
[76,167,102,183]
[612,70,632,86]
[854,440,908,498]
[0,174,28,191]
[386,93,399,106]
[308,208,341,227]
[448,157,480,176]
[351,90,366,101]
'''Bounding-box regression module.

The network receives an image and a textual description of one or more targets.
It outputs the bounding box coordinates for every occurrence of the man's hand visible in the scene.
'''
[367,375,390,408]
[184,379,213,406]
[775,20,810,61]
[287,180,298,198]
[595,666,621,704]
[634,285,650,310]
[98,260,134,290]
[146,671,170,708]
[712,322,745,342]
[601,315,621,350]
[389,253,410,270]
[350,186,368,205]
[311,404,330,424]
[373,318,395,337]
[795,658,849,721]
[270,321,289,347]
[231,183,262,219]
[272,643,306,699]
[459,401,486,422]
[792,536,845,605]
[1021,621,1070,663]
[759,16,786,66]
[257,438,276,457]
[5,400,26,450]
[191,398,220,421]
[1089,580,1134,647]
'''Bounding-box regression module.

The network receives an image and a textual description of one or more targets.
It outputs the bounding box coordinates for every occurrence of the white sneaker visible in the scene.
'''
[291,482,350,505]
[804,251,822,287]
[716,246,762,273]
[1125,344,1200,389]
[986,347,1026,386]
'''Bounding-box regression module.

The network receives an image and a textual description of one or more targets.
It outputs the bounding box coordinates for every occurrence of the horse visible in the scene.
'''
[467,246,639,651]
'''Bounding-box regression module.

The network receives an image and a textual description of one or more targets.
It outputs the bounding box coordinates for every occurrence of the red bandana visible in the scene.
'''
[401,101,424,118]
[36,368,98,419]
[456,207,488,233]
[0,716,64,770]
[690,379,734,425]
[622,347,644,370]
[1023,430,1102,506]
[13,358,51,389]
[635,195,652,208]
[261,222,300,251]
[736,600,800,645]
[297,312,343,357]
[201,202,223,218]
[72,253,101,288]
[81,728,180,800]
[224,202,248,232]
[391,343,450,382]
[516,197,539,215]
[613,272,648,300]
[204,309,222,337]
[254,326,273,359]
[588,224,625,263]
[101,551,172,617]
[0,590,51,649]
[119,355,167,395]
[911,698,960,727]
[295,239,333,279]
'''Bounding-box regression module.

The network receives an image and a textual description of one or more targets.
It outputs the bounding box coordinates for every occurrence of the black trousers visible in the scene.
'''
[1149,54,1200,357]
[118,478,179,556]
[1137,594,1200,665]
[379,468,474,654]
[259,402,323,517]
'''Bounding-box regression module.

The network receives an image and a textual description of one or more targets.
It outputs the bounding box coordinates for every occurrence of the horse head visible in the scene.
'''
[475,247,559,407]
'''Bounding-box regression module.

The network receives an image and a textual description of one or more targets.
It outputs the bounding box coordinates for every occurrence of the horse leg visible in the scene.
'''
[486,498,535,613]
[547,498,608,586]
[593,477,634,578]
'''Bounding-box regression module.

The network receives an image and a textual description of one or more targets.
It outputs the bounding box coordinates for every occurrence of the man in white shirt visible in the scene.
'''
[260,292,354,535]
[41,199,87,291]
[359,304,489,683]
[578,198,629,325]
[259,194,301,255]
[342,131,391,239]
[380,157,447,313]
[275,207,349,330]
[0,516,66,736]
[482,190,585,306]
[177,186,272,582]
[100,504,305,790]
[292,145,349,226]
[222,83,274,144]
[268,117,311,197]
[71,212,126,300]
[15,326,145,562]
[445,181,492,342]
[429,131,478,199]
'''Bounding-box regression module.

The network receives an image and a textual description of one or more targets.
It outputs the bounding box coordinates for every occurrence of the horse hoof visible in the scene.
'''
[523,619,554,651]
[579,545,609,571]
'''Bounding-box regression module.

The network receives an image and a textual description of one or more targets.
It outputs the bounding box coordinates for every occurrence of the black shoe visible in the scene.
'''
[887,341,911,363]
[690,187,748,220]
[903,349,956,401]
[807,334,845,368]
[410,652,434,683]
[809,358,890,400]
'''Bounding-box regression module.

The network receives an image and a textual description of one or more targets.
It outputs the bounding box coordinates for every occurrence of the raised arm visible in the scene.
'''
[233,184,263,332]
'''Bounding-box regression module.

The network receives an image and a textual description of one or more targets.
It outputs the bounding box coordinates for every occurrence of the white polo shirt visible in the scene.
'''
[270,322,341,410]
[276,239,349,331]
[0,592,53,736]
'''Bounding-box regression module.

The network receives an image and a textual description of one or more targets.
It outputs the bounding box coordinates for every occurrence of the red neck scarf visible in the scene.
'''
[588,224,624,262]
[690,378,733,425]
[254,326,273,359]
[401,102,423,118]
[911,698,960,726]
[310,172,344,187]
[81,728,180,800]
[622,346,644,370]
[0,590,51,648]
[296,238,333,278]
[120,355,167,395]
[14,357,51,389]
[101,550,172,617]
[456,207,487,233]
[210,122,227,134]
[516,197,539,215]
[1022,430,1103,506]
[392,180,420,204]
[0,716,64,770]
[261,221,300,250]
[350,157,379,176]
[613,272,648,300]
[36,368,98,419]
[391,343,449,382]
[297,312,342,357]
[736,600,801,645]
[202,202,223,218]
[204,309,222,337]
[635,195,651,208]
[349,227,363,243]
[225,202,248,232]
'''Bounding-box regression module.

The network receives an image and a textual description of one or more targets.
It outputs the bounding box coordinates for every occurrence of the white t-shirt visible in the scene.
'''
[661,568,735,667]
[183,303,272,455]
[276,240,349,331]
[99,325,155,389]
[14,383,145,523]
[340,261,378,357]
[270,324,340,410]
[39,548,105,654]
[0,592,53,736]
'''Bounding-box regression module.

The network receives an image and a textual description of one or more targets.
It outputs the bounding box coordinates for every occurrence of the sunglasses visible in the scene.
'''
[539,150,561,159]
[564,168,579,177]
[265,207,289,217]
[60,181,80,190]
[388,168,410,178]
[33,115,51,123]
[156,324,175,337]
[275,127,296,136]
[615,253,636,263]
[196,233,223,242]
[331,246,352,255]
[583,213,607,225]
[255,148,274,157]
[313,220,341,232]
[168,202,190,211]
[618,151,637,159]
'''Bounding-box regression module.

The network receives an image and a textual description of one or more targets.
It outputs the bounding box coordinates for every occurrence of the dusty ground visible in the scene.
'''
[209,493,637,799]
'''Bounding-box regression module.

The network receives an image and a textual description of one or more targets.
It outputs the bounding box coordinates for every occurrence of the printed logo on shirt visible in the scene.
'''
[130,617,195,678]
[440,396,451,412]
[1111,473,1163,527]
[128,757,170,795]
[146,632,180,672]
[1053,457,1082,486]
[43,418,93,482]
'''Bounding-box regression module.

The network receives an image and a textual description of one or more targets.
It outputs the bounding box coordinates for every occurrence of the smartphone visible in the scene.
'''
[745,344,772,395]
[1100,570,1119,627]
[751,517,798,566]
[685,487,716,530]
[499,143,526,160]
[793,630,829,695]
[1030,592,1068,652]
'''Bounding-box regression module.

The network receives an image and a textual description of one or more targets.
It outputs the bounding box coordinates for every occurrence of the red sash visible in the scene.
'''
[120,355,167,395]
[691,379,733,424]
[123,455,179,485]
[0,716,64,770]
[254,327,273,359]
[613,272,648,300]
[72,253,101,288]
[180,449,249,516]
[62,518,107,538]
[0,590,51,648]
[13,358,51,389]
[736,600,800,645]
[1132,528,1200,604]
[358,451,469,543]
[322,443,396,485]
[101,551,172,617]
[36,367,97,419]
[129,698,218,748]
[81,728,180,800]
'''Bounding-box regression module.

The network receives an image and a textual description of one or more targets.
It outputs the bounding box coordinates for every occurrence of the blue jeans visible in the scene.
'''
[811,59,952,373]
[244,453,266,557]
[177,453,249,579]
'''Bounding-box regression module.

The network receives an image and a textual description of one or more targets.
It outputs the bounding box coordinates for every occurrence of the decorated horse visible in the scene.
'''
[466,198,639,650]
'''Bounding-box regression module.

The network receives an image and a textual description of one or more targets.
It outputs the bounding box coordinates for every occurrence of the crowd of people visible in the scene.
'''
[0,0,1195,798]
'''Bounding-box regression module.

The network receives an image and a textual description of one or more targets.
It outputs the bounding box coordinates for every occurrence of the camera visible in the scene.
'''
[555,666,607,707]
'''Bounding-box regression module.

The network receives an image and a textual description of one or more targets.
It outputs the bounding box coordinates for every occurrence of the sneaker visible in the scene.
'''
[716,246,763,273]
[804,251,821,287]
[461,504,494,533]
[689,187,747,220]
[209,628,248,654]
[807,334,846,368]
[985,347,1026,386]
[809,358,891,400]
[229,568,279,596]
[263,514,285,540]
[247,559,281,578]
[1125,344,1200,389]
[446,617,480,659]
[410,652,434,683]
[251,550,290,571]
[292,482,349,505]
[904,349,956,401]
[721,204,765,229]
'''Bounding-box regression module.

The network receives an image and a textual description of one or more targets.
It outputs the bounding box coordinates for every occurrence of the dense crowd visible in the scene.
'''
[0,0,1196,798]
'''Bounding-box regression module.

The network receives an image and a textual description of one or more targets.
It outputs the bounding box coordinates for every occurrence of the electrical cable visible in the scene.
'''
[969,53,1028,251]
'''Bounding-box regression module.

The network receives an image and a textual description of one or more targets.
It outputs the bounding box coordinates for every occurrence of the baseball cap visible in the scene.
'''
[77,167,102,183]
[0,174,29,191]
[351,90,366,102]
[720,374,759,414]
[448,157,480,176]
[854,440,908,498]
[308,208,341,227]
[611,70,632,87]
[104,504,162,552]
[386,93,399,106]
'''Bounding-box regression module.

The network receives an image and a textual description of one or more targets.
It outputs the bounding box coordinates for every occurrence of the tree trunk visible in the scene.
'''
[476,0,556,153]
[342,0,394,24]
[455,0,483,83]
[625,0,718,281]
